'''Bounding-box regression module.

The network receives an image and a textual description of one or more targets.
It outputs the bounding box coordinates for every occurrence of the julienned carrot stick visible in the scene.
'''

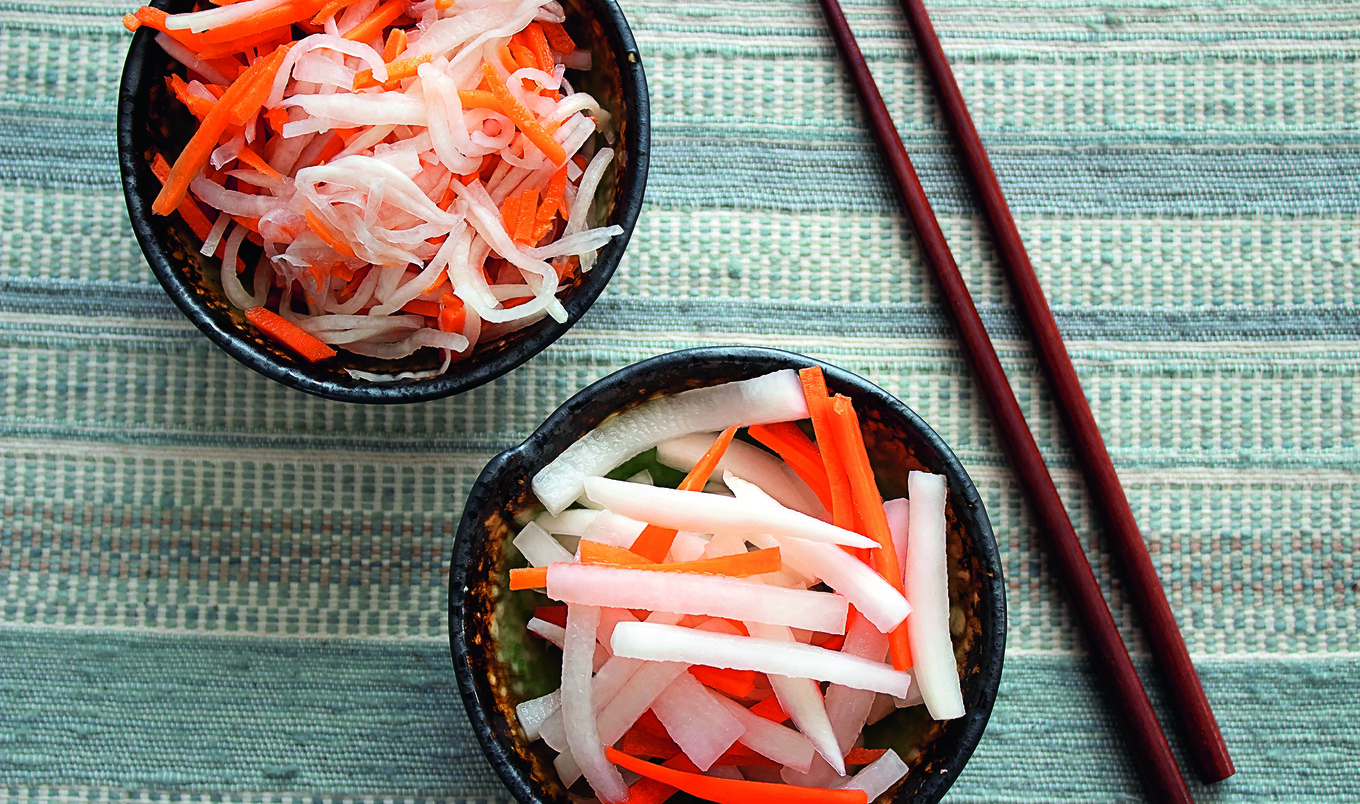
[798,367,856,530]
[605,747,869,804]
[197,0,330,45]
[236,144,282,181]
[341,0,405,43]
[152,43,291,216]
[533,166,568,241]
[383,27,407,61]
[509,547,782,590]
[541,20,576,54]
[523,22,555,73]
[304,210,356,257]
[616,727,680,760]
[150,154,215,241]
[165,75,215,120]
[747,422,834,511]
[828,394,913,671]
[690,665,757,698]
[513,186,539,244]
[630,425,739,562]
[577,540,653,565]
[480,63,567,166]
[845,747,887,765]
[746,693,789,723]
[244,307,337,362]
[352,53,431,90]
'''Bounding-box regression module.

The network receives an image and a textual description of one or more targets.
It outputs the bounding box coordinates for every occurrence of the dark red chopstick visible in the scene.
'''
[814,0,1193,801]
[896,0,1233,785]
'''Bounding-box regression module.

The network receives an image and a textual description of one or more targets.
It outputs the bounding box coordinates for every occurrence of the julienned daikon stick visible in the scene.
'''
[712,690,817,772]
[656,433,827,517]
[514,521,575,567]
[727,474,910,632]
[905,471,965,721]
[578,509,648,549]
[583,476,877,549]
[532,371,810,515]
[884,497,910,577]
[596,660,689,745]
[746,622,845,776]
[560,604,628,803]
[610,622,912,697]
[650,671,745,771]
[834,748,909,800]
[533,508,601,537]
[546,563,850,635]
[515,690,560,741]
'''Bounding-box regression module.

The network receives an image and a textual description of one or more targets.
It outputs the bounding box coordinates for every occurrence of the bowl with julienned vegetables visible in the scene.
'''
[451,346,1006,803]
[117,0,648,402]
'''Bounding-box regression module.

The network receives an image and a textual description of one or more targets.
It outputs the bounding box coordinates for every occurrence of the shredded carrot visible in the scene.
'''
[197,26,291,60]
[353,53,431,90]
[523,22,555,73]
[437,294,466,333]
[746,422,834,511]
[497,44,518,73]
[690,666,757,698]
[152,42,291,217]
[480,63,567,166]
[746,693,789,723]
[457,89,505,114]
[125,6,207,52]
[828,394,913,671]
[382,26,407,61]
[400,299,441,318]
[845,747,887,765]
[577,540,652,565]
[165,75,216,120]
[712,744,779,767]
[235,144,282,181]
[798,367,856,530]
[531,604,567,627]
[508,42,536,71]
[616,727,680,760]
[629,425,739,562]
[500,193,522,236]
[512,186,539,244]
[509,547,782,590]
[532,166,568,242]
[341,0,405,43]
[540,20,576,54]
[605,747,869,804]
[149,153,215,242]
[244,307,336,362]
[303,209,357,257]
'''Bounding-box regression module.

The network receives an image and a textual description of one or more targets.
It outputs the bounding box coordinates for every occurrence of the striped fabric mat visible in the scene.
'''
[2,0,1357,801]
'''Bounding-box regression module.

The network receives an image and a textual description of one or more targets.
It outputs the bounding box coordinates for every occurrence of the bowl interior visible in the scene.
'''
[451,346,1006,803]
[117,0,649,403]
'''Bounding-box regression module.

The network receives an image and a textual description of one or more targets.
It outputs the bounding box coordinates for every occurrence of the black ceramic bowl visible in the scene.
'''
[451,346,1006,803]
[117,0,649,403]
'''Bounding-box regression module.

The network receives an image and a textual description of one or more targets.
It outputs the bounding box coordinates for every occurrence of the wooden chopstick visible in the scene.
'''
[893,0,1235,785]
[813,0,1195,800]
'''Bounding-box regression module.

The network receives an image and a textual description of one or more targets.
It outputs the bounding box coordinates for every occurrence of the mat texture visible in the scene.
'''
[1,0,1357,801]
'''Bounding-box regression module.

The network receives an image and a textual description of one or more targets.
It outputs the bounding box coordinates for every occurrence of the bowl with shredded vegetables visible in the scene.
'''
[117,0,648,402]
[451,346,1006,803]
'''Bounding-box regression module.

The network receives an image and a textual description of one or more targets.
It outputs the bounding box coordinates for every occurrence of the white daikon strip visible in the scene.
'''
[165,0,290,31]
[712,693,816,772]
[906,471,965,721]
[650,673,745,772]
[894,673,925,709]
[624,469,653,486]
[595,659,689,745]
[560,604,628,802]
[783,614,889,786]
[611,622,910,697]
[577,510,647,549]
[743,621,844,776]
[532,370,811,515]
[590,654,646,714]
[665,531,710,564]
[281,93,428,129]
[516,690,560,740]
[583,477,875,550]
[867,693,897,726]
[527,617,566,647]
[533,508,600,537]
[884,497,910,581]
[548,564,849,635]
[834,749,909,800]
[729,474,910,632]
[513,521,574,566]
[657,434,826,518]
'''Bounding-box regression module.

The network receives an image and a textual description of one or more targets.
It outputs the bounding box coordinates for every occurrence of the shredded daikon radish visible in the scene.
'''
[711,692,816,772]
[906,471,965,721]
[885,496,910,578]
[532,508,600,537]
[546,564,850,635]
[560,603,628,803]
[834,748,909,800]
[583,476,876,549]
[532,371,810,515]
[745,621,845,776]
[515,689,559,741]
[650,672,745,771]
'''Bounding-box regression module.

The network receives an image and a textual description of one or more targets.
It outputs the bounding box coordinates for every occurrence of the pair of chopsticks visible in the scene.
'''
[814,0,1235,799]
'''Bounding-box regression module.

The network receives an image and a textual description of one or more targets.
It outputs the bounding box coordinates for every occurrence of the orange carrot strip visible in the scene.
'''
[712,744,779,767]
[197,26,291,61]
[617,727,680,760]
[845,747,887,765]
[512,186,539,244]
[630,425,739,562]
[149,153,215,242]
[352,53,432,90]
[524,22,555,72]
[746,692,790,723]
[746,422,835,512]
[541,20,576,54]
[500,193,522,236]
[508,566,549,590]
[798,367,856,530]
[235,144,282,181]
[480,63,566,165]
[244,307,336,362]
[508,42,536,71]
[151,43,291,217]
[382,26,407,61]
[605,747,869,804]
[531,165,567,241]
[165,75,216,120]
[497,44,518,73]
[510,547,783,589]
[229,42,294,125]
[341,0,404,43]
[400,299,441,319]
[531,604,567,627]
[690,666,757,698]
[437,294,466,333]
[303,209,356,257]
[577,540,653,565]
[828,394,913,671]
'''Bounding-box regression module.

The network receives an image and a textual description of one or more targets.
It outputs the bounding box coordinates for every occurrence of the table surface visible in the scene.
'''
[2,0,1357,801]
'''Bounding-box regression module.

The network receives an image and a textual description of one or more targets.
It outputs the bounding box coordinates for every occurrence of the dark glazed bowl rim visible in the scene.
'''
[450,346,1007,803]
[116,0,650,404]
